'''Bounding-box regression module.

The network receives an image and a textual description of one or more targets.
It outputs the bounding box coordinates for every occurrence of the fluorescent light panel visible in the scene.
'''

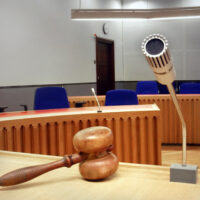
[71,7,200,19]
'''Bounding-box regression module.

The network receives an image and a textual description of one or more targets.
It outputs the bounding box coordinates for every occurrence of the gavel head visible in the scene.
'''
[73,126,119,180]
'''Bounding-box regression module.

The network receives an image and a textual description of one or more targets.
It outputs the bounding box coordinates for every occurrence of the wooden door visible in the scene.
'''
[96,37,115,95]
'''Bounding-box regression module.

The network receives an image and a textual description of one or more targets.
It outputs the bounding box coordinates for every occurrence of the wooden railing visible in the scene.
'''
[0,105,161,165]
[68,95,200,144]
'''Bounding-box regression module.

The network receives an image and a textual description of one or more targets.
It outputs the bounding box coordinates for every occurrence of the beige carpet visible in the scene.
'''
[162,145,200,167]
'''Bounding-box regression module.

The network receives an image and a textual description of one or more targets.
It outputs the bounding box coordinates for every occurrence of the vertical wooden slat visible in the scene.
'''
[193,99,200,143]
[161,98,167,143]
[175,98,181,144]
[81,119,88,130]
[14,126,22,152]
[168,99,173,143]
[139,117,147,164]
[155,116,162,165]
[197,99,200,144]
[112,118,122,160]
[122,117,131,163]
[65,121,73,154]
[6,127,14,151]
[105,118,116,157]
[71,120,81,153]
[173,101,179,144]
[169,99,173,144]
[164,99,171,144]
[57,122,65,156]
[147,116,155,164]
[73,120,80,135]
[168,100,173,143]
[105,118,112,131]
[49,122,57,156]
[90,118,97,127]
[131,117,139,163]
[192,99,196,143]
[0,127,5,150]
[32,124,40,154]
[40,123,48,155]
[23,125,32,153]
[177,99,183,144]
[188,99,193,143]
[173,99,179,143]
[162,99,167,143]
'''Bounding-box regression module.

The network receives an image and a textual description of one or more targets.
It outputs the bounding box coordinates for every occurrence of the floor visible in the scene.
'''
[162,145,200,167]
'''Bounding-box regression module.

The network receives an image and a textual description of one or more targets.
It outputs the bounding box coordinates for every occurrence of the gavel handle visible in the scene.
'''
[0,153,86,187]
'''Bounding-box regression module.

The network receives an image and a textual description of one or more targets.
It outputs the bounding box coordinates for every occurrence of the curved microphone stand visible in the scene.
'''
[141,34,197,184]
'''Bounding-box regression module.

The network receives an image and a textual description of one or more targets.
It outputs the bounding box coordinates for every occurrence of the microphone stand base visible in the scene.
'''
[170,163,198,184]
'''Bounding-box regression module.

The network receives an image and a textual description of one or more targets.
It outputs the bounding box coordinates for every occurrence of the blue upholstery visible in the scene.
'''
[180,83,200,94]
[34,87,69,110]
[105,89,138,106]
[136,81,159,94]
[158,82,176,94]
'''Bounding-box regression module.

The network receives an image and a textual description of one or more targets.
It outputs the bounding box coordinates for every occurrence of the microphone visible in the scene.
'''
[141,34,187,166]
[91,88,102,113]
[141,34,175,85]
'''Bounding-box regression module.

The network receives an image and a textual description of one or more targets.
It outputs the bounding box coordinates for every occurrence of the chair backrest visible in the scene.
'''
[105,89,138,106]
[158,82,176,94]
[179,83,200,94]
[34,87,70,110]
[136,81,159,94]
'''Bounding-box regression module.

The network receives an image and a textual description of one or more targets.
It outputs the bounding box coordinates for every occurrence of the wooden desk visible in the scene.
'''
[0,151,199,200]
[0,105,161,165]
[69,95,200,144]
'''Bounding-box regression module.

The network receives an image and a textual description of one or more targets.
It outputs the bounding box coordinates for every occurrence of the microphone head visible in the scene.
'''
[141,34,175,85]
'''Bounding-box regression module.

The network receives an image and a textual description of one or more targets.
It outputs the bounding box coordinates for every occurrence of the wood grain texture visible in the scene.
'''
[68,95,200,144]
[0,105,161,165]
[0,151,200,200]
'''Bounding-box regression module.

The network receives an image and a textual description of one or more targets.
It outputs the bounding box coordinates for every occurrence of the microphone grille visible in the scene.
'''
[141,34,172,71]
[141,34,175,84]
[141,34,168,57]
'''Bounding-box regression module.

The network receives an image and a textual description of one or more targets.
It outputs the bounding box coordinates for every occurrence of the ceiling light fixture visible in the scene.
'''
[71,7,200,20]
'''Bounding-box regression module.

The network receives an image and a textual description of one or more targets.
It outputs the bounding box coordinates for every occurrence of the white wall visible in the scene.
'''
[0,0,123,86]
[122,0,200,80]
[122,0,200,9]
[81,0,121,9]
[1,0,200,87]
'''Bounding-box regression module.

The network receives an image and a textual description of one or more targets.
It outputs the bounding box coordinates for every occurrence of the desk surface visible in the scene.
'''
[0,104,159,122]
[0,151,199,200]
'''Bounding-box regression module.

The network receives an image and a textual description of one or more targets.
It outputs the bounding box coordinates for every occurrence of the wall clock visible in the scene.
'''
[103,23,109,34]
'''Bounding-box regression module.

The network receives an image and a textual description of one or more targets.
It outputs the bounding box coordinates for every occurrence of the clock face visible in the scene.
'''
[103,23,109,34]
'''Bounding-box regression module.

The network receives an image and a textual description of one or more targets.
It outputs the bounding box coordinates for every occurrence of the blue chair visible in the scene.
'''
[136,81,159,94]
[34,87,70,110]
[158,82,176,94]
[105,89,138,106]
[180,83,200,94]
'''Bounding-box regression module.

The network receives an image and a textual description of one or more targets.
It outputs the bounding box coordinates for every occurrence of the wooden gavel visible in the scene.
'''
[0,126,119,186]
